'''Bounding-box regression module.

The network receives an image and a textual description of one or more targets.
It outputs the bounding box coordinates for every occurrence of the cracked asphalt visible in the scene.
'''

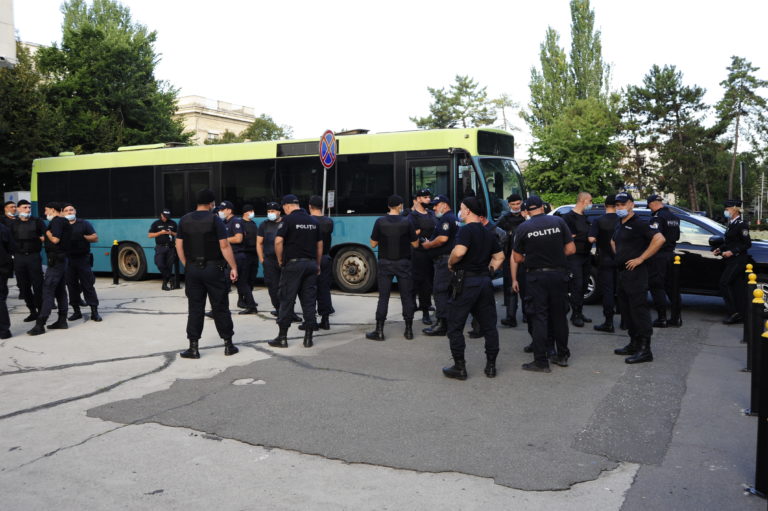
[0,278,763,510]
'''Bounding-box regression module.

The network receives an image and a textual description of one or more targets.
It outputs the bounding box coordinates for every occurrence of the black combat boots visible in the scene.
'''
[23,308,38,322]
[366,321,385,341]
[303,328,314,348]
[27,318,46,336]
[404,319,414,340]
[48,314,68,330]
[421,310,432,325]
[268,326,289,348]
[668,314,682,327]
[442,359,468,380]
[68,306,82,321]
[594,315,615,333]
[223,338,239,356]
[484,355,497,378]
[319,314,330,330]
[625,337,653,364]
[614,337,638,356]
[652,308,668,328]
[161,278,171,291]
[90,306,103,322]
[423,318,447,336]
[180,340,200,359]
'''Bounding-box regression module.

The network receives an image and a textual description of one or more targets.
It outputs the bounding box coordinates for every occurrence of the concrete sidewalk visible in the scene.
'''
[0,279,763,510]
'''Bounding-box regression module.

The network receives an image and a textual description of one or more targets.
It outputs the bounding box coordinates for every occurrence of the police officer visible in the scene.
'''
[28,202,72,336]
[62,204,102,322]
[466,213,506,338]
[148,209,177,291]
[175,189,239,359]
[612,192,665,364]
[1,201,17,229]
[366,195,419,341]
[562,191,593,327]
[717,198,752,324]
[646,194,681,327]
[307,195,334,330]
[0,220,13,338]
[408,189,436,325]
[496,194,526,327]
[513,196,575,372]
[268,194,321,349]
[421,195,458,336]
[588,195,619,332]
[218,200,258,315]
[442,197,505,380]
[11,200,45,322]
[257,202,284,316]
[240,204,260,314]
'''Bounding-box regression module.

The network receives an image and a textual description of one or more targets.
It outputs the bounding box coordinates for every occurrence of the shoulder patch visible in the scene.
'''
[235,223,241,229]
[650,222,659,229]
[442,222,449,231]
[743,229,749,237]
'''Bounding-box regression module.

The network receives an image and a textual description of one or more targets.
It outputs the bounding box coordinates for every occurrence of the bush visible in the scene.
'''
[538,192,577,208]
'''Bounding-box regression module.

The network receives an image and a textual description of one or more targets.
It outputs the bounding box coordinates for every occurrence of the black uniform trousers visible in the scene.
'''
[263,256,281,311]
[317,254,333,316]
[648,251,675,311]
[567,253,591,314]
[616,265,653,339]
[277,259,317,329]
[433,254,451,321]
[154,245,175,281]
[525,270,570,367]
[447,275,499,361]
[375,258,415,321]
[185,262,233,341]
[411,249,433,311]
[597,262,617,318]
[0,275,9,334]
[66,254,99,307]
[14,252,43,312]
[234,251,257,308]
[39,257,68,321]
[720,254,749,316]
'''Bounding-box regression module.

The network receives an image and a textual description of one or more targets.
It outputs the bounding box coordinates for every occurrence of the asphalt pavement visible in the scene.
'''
[0,278,764,510]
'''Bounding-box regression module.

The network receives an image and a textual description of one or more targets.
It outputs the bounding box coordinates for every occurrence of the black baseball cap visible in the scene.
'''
[646,194,663,204]
[724,198,742,208]
[524,195,543,211]
[161,208,171,217]
[281,194,300,205]
[218,200,234,211]
[242,204,254,213]
[416,188,432,198]
[615,192,634,203]
[309,195,323,208]
[388,194,404,208]
[430,194,450,205]
[266,202,281,211]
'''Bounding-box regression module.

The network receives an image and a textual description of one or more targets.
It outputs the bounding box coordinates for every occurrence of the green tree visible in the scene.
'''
[205,114,293,145]
[491,94,519,132]
[524,28,570,134]
[526,98,621,194]
[0,42,64,190]
[411,75,496,129]
[569,0,610,101]
[716,56,768,197]
[36,0,189,154]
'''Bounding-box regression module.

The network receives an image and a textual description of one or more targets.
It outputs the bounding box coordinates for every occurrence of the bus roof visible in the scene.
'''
[32,128,514,173]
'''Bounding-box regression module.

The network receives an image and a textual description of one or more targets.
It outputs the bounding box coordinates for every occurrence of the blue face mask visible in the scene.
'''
[616,209,628,218]
[584,204,593,211]
[19,212,30,218]
[267,212,278,221]
[65,214,76,221]
[435,211,444,219]
[724,210,731,219]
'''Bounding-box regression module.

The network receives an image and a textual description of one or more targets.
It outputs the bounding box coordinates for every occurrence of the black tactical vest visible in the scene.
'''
[182,213,221,261]
[12,218,42,253]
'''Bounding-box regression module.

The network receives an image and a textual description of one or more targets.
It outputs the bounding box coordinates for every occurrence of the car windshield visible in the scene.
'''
[478,158,524,220]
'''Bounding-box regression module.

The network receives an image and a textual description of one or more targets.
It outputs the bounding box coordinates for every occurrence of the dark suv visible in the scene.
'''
[551,204,768,303]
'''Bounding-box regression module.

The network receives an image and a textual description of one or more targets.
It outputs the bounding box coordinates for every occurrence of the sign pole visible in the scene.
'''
[318,129,337,217]
[322,167,328,216]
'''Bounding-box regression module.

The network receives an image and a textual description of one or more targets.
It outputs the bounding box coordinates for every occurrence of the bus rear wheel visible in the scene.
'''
[116,243,148,281]
[333,246,376,293]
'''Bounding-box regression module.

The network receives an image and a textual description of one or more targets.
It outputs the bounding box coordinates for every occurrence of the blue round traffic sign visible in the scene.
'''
[319,130,336,169]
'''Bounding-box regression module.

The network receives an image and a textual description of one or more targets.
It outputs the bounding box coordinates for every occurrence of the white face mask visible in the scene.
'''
[19,212,30,218]
[510,208,521,214]
[218,211,227,220]
[46,214,54,221]
[267,212,278,221]
[65,214,76,221]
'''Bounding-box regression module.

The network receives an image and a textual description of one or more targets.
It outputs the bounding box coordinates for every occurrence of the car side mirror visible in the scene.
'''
[708,235,724,249]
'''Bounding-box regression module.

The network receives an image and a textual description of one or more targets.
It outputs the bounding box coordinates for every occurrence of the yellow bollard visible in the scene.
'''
[746,263,754,273]
[754,289,764,304]
[749,273,758,284]
[674,255,681,265]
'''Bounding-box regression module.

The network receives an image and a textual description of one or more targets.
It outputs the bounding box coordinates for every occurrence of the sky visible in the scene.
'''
[11,0,768,151]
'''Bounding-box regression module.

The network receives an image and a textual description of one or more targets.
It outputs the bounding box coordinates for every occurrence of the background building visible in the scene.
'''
[0,0,15,68]
[174,95,256,145]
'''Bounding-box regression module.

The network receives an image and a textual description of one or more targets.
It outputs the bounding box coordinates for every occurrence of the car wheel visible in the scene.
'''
[583,267,601,305]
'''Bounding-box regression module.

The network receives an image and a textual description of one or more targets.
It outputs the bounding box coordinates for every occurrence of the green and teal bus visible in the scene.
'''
[32,128,525,292]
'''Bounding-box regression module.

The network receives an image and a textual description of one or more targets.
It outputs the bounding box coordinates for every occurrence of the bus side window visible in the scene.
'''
[409,160,449,203]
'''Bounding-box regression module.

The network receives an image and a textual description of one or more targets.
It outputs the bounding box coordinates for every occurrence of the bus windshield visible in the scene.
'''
[478,158,524,220]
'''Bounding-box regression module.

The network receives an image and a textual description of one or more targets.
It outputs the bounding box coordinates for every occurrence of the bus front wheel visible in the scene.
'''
[116,243,148,281]
[333,247,376,293]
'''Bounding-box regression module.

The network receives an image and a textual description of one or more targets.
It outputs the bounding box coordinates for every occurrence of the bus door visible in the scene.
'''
[158,165,215,215]
[408,159,450,206]
[455,154,487,217]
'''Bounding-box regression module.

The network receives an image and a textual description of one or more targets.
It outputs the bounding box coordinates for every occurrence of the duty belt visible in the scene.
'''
[287,257,312,263]
[527,267,565,273]
[434,254,450,261]
[463,270,490,278]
